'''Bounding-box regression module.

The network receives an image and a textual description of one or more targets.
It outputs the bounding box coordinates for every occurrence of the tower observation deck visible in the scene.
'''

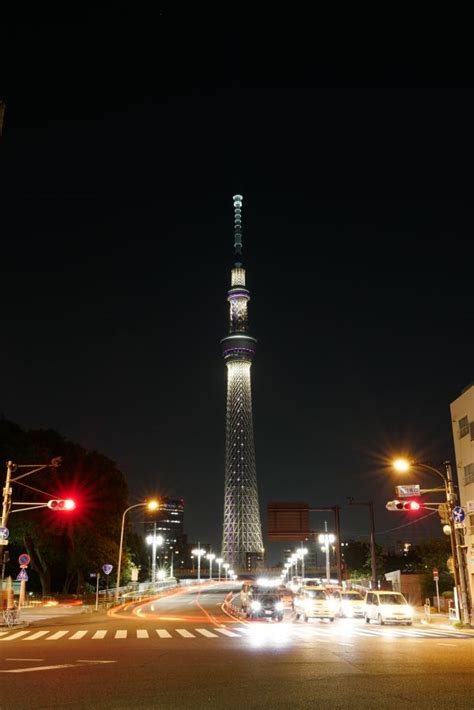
[221,195,263,571]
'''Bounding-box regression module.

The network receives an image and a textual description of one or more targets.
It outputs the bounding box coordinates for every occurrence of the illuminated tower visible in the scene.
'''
[221,194,263,571]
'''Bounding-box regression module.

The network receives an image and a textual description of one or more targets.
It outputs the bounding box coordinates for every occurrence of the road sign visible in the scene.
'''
[102,564,113,575]
[432,568,438,576]
[18,553,30,566]
[17,568,28,581]
[452,506,465,524]
[0,527,9,541]
[395,484,421,498]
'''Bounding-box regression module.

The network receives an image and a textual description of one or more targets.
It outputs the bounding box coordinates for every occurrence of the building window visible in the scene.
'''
[464,463,474,486]
[459,416,469,438]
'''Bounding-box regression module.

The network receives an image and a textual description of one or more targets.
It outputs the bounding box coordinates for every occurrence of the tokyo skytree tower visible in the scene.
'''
[221,195,263,571]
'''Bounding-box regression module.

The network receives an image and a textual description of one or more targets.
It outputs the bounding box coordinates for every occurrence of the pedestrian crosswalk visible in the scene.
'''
[0,624,472,643]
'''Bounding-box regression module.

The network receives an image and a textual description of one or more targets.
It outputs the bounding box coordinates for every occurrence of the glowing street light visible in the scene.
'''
[207,553,216,580]
[297,547,308,580]
[391,457,471,625]
[223,562,230,580]
[215,557,223,581]
[146,533,164,586]
[192,544,206,583]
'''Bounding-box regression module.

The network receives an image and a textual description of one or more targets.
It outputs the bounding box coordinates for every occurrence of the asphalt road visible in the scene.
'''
[0,583,473,709]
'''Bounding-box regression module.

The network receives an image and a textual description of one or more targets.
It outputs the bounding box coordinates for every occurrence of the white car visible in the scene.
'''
[294,587,336,622]
[364,591,413,625]
[339,590,365,618]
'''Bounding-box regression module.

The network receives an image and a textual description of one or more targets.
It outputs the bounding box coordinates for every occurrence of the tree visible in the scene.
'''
[0,418,129,594]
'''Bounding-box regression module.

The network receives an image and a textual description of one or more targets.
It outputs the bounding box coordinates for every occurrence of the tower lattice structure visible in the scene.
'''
[221,195,263,571]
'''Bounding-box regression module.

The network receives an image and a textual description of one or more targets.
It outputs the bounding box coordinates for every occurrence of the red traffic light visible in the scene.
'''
[386,499,423,512]
[47,499,76,511]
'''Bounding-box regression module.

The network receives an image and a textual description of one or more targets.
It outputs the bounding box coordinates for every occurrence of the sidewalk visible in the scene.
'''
[414,606,474,633]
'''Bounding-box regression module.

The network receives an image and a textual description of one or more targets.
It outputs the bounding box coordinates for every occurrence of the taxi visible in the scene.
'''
[294,586,336,622]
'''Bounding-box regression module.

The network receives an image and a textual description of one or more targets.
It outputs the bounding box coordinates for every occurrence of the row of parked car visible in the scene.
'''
[240,581,414,625]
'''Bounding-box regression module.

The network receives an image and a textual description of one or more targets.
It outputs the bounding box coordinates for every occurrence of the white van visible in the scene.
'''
[364,591,413,625]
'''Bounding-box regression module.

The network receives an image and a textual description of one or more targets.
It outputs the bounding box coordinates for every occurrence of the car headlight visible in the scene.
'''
[328,599,338,611]
[404,605,413,616]
[304,599,313,610]
[275,601,284,611]
[342,602,353,616]
[251,601,261,611]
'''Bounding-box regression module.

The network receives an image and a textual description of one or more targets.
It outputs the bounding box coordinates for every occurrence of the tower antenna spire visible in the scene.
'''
[233,194,243,256]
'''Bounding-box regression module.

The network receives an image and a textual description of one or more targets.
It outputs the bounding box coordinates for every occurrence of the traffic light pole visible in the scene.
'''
[445,463,471,626]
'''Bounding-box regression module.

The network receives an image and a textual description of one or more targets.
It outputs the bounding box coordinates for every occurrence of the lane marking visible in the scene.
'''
[22,631,49,641]
[156,629,171,638]
[0,663,75,673]
[76,660,117,664]
[92,630,107,639]
[215,628,240,637]
[0,631,11,638]
[5,658,44,661]
[438,643,457,647]
[196,628,218,638]
[46,631,69,641]
[69,631,88,640]
[115,630,127,639]
[0,631,31,641]
[176,629,195,638]
[137,630,149,639]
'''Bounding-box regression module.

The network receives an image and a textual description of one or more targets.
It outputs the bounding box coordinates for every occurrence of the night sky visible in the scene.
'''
[1,16,473,561]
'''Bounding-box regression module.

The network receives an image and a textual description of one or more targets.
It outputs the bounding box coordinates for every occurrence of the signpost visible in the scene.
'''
[433,568,440,611]
[0,527,9,545]
[18,554,30,567]
[16,568,28,582]
[102,564,113,600]
[452,506,465,524]
[395,484,421,498]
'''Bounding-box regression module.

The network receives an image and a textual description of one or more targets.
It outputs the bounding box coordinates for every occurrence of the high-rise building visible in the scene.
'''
[144,497,187,570]
[221,194,264,571]
[450,385,474,609]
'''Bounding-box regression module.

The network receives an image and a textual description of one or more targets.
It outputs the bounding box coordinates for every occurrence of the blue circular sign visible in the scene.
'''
[0,527,9,540]
[452,506,465,523]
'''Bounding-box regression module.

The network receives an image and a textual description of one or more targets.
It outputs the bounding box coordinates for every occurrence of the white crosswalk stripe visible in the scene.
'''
[91,630,107,639]
[176,629,195,638]
[46,631,68,640]
[69,631,88,640]
[23,630,49,640]
[0,624,470,642]
[0,631,30,641]
[215,628,240,637]
[196,628,219,638]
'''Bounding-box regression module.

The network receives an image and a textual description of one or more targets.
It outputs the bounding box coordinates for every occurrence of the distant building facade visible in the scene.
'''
[144,497,187,572]
[450,384,474,608]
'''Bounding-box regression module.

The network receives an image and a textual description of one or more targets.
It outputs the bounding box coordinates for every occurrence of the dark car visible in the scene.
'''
[246,589,285,621]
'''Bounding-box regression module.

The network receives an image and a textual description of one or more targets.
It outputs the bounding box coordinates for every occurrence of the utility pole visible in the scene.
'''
[348,498,377,589]
[445,463,471,625]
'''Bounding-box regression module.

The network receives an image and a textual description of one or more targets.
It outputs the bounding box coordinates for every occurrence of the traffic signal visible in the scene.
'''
[386,499,423,512]
[47,499,76,511]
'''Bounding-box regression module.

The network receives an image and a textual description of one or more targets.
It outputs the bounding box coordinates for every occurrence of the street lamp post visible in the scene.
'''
[146,528,164,586]
[215,557,223,581]
[297,546,308,581]
[192,544,206,582]
[348,497,377,588]
[116,500,159,602]
[319,522,336,584]
[393,458,472,626]
[223,562,230,580]
[207,553,216,580]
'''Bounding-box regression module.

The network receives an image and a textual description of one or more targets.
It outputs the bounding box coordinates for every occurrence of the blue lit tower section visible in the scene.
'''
[221,195,264,571]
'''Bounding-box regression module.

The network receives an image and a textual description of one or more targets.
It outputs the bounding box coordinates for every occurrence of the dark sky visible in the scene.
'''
[1,16,473,561]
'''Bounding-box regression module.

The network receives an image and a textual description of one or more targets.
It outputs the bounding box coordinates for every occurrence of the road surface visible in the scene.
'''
[0,583,472,709]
